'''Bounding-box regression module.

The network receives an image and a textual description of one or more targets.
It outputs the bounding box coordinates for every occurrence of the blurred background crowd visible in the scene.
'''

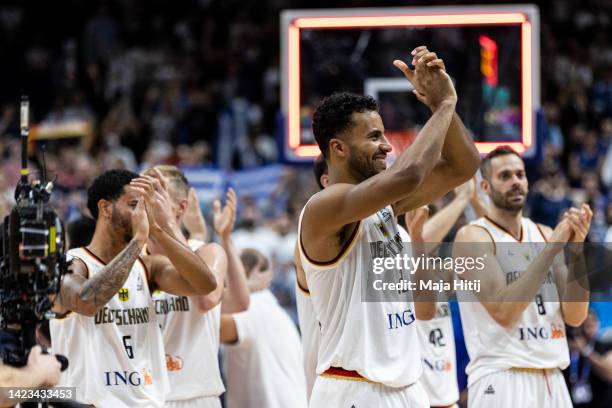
[0,0,609,227]
[0,0,611,399]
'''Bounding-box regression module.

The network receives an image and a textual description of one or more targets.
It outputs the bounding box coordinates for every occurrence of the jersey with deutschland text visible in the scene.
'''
[299,204,422,387]
[50,247,168,407]
[458,216,570,387]
[152,239,225,402]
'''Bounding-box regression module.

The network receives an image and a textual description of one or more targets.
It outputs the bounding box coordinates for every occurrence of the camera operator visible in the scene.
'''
[0,345,61,407]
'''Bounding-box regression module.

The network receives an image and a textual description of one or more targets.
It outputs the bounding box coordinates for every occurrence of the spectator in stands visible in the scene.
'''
[542,102,565,162]
[269,211,299,322]
[232,196,278,259]
[529,163,572,227]
[567,309,612,408]
[568,124,593,186]
[573,172,609,241]
[604,202,612,246]
[576,130,604,172]
[599,118,612,188]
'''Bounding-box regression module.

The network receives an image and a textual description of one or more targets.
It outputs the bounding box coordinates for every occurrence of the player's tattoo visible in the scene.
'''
[80,240,143,309]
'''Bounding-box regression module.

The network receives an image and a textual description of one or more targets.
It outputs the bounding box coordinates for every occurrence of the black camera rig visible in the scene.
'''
[0,96,68,369]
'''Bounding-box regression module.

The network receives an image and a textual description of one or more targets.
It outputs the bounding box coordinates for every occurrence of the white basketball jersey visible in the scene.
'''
[50,247,169,407]
[417,303,459,406]
[295,281,319,399]
[458,216,570,387]
[299,204,422,387]
[152,239,225,401]
[224,289,308,408]
[398,225,459,404]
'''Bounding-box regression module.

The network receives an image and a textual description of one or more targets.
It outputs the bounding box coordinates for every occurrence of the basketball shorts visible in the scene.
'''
[468,368,572,408]
[309,374,429,408]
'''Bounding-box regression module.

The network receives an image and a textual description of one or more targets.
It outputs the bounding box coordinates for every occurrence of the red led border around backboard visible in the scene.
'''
[287,13,533,157]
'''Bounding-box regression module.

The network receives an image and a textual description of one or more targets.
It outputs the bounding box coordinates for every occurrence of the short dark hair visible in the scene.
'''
[67,216,96,248]
[313,155,328,190]
[480,146,521,180]
[87,169,139,219]
[312,92,378,158]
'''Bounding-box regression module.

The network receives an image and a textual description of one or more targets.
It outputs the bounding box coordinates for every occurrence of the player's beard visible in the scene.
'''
[111,205,133,243]
[490,184,526,213]
[348,144,379,181]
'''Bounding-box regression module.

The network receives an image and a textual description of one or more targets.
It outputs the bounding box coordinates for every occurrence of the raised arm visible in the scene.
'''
[216,189,250,313]
[392,48,479,214]
[469,180,489,218]
[146,242,226,297]
[56,200,148,316]
[422,178,476,244]
[130,175,218,295]
[303,54,458,242]
[540,205,592,327]
[183,187,209,243]
[404,206,437,320]
[453,220,572,328]
[193,188,250,313]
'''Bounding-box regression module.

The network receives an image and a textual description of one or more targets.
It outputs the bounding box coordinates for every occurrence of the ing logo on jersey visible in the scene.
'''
[143,368,153,385]
[386,308,416,329]
[118,288,129,302]
[518,323,566,340]
[104,368,154,386]
[422,357,453,372]
[551,323,565,339]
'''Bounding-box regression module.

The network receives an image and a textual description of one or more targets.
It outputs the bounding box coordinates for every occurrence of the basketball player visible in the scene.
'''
[139,166,249,408]
[313,154,330,190]
[453,146,592,407]
[51,169,218,407]
[397,50,484,408]
[411,178,485,408]
[301,159,436,402]
[221,249,308,408]
[299,45,479,407]
[294,155,328,400]
[302,157,482,407]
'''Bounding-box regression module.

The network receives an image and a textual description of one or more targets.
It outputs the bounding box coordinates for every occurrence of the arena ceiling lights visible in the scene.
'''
[280,5,541,161]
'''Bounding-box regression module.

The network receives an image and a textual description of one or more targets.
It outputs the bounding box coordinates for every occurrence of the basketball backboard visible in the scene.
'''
[280,5,540,162]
